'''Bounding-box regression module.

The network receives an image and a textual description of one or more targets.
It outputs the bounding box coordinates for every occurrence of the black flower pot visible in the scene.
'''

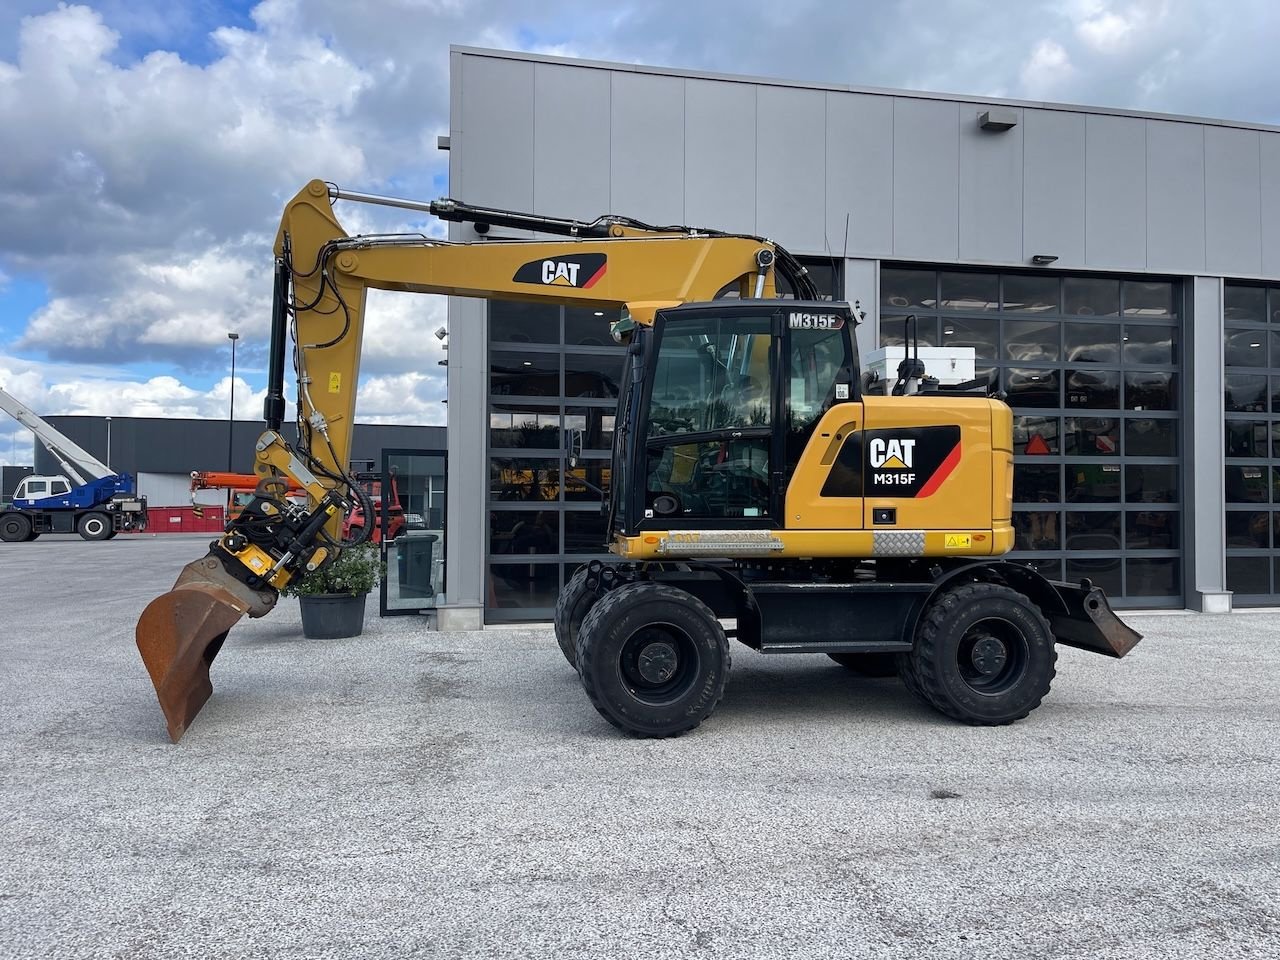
[299,592,368,639]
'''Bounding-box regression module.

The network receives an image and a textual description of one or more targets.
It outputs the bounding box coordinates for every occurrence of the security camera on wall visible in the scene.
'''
[434,326,447,340]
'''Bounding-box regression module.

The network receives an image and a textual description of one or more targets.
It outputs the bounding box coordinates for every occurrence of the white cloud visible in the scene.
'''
[1020,39,1075,97]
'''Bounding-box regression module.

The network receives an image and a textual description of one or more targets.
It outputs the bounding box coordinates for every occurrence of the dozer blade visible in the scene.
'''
[1047,580,1142,658]
[136,552,277,742]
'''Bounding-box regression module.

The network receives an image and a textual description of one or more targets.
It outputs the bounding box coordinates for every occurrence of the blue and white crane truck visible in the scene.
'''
[0,386,148,542]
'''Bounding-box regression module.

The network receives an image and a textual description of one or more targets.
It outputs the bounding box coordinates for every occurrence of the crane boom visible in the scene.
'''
[0,386,113,485]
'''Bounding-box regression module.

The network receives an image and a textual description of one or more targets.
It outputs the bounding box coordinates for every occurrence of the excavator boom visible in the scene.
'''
[137,180,805,741]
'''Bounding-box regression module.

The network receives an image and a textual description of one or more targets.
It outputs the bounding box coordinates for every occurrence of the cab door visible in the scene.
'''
[781,312,864,532]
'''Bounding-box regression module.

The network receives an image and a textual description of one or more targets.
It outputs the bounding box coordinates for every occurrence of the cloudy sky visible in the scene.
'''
[2,0,1278,466]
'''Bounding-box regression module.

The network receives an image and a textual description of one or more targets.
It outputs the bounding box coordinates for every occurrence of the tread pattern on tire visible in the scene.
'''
[575,581,730,738]
[554,565,596,669]
[908,581,1057,726]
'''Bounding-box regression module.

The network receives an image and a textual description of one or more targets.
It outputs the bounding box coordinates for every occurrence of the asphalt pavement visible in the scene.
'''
[1,534,1277,959]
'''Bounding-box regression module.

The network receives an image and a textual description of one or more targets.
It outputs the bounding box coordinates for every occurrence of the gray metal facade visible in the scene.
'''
[437,47,1280,619]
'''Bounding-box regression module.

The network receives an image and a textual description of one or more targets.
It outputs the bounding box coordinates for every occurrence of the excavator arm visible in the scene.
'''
[137,179,808,741]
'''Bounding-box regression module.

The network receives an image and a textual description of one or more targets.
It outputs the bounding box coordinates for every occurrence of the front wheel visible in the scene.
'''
[78,512,112,541]
[1,514,32,543]
[903,582,1057,725]
[554,566,599,670]
[576,581,730,738]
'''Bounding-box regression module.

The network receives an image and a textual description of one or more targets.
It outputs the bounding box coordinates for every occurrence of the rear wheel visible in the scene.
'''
[905,582,1056,725]
[576,581,730,738]
[1,514,31,543]
[554,566,598,670]
[827,652,899,677]
[77,512,112,541]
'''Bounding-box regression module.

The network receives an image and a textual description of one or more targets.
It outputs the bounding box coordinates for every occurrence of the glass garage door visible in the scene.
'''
[1223,281,1280,604]
[880,267,1182,608]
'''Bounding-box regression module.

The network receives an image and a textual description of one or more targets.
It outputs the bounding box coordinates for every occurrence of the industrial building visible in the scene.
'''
[432,46,1280,625]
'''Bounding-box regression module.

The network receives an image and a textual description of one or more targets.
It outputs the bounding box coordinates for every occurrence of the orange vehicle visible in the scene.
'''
[341,466,405,543]
[190,471,305,521]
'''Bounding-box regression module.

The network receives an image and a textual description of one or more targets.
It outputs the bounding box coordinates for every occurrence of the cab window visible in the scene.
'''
[50,480,70,495]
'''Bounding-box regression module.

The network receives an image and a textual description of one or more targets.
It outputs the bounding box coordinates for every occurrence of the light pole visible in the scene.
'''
[227,332,240,470]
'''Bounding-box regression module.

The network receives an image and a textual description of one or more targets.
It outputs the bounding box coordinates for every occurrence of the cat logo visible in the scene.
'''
[513,253,607,289]
[869,437,916,486]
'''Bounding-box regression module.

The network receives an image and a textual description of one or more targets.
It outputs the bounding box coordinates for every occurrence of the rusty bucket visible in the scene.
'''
[136,551,276,742]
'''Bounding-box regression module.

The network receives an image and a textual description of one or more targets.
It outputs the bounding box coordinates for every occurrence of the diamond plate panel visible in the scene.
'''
[873,530,926,557]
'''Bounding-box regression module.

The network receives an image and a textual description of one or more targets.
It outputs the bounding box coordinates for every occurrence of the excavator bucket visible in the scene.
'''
[136,551,277,742]
[1047,580,1142,658]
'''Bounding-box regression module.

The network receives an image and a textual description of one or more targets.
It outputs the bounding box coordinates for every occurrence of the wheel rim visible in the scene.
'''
[618,621,699,705]
[956,617,1029,695]
[85,518,105,536]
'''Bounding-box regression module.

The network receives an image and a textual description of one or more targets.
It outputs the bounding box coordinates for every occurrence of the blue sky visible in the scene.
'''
[3,0,1280,466]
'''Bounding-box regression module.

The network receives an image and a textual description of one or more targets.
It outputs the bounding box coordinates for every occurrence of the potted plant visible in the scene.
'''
[282,543,382,639]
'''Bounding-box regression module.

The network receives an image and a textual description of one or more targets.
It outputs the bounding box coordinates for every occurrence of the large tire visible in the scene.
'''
[827,652,899,677]
[906,582,1057,725]
[1,514,31,543]
[576,581,730,738]
[77,512,112,541]
[554,566,598,670]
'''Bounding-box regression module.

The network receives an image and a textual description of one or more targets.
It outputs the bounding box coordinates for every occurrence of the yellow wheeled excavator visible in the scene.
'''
[136,179,1140,742]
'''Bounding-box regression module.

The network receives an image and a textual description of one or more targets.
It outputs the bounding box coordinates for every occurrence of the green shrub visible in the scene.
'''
[282,543,382,597]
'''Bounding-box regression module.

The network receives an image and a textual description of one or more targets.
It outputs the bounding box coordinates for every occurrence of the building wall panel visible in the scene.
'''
[1205,126,1262,276]
[458,56,535,210]
[684,79,757,235]
[825,92,894,258]
[1263,132,1280,279]
[756,85,827,252]
[532,64,611,218]
[1145,120,1206,274]
[1085,114,1146,269]
[958,102,1024,264]
[610,72,685,225]
[1022,109,1086,269]
[892,98,960,261]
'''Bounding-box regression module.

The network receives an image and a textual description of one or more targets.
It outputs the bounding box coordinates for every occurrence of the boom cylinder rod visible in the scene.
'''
[263,259,289,431]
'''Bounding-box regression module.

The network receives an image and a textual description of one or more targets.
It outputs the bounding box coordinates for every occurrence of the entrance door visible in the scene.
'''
[380,448,447,616]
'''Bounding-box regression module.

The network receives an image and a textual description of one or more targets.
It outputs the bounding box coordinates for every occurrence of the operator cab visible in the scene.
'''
[610,300,859,537]
[14,474,73,504]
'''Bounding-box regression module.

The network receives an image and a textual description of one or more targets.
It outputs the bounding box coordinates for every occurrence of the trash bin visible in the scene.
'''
[398,532,438,599]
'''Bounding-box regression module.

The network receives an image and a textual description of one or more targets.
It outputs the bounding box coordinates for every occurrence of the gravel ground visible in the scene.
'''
[1,534,1278,959]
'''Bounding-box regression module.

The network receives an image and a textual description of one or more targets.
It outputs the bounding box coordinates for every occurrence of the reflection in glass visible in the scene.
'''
[941,272,999,311]
[1003,275,1058,313]
[648,315,772,436]
[1065,369,1120,408]
[880,315,939,347]
[1067,463,1122,502]
[490,458,561,502]
[565,511,609,554]
[490,300,559,343]
[564,353,622,399]
[490,510,559,555]
[1005,368,1060,408]
[491,351,559,396]
[490,405,560,449]
[1123,326,1177,364]
[383,452,447,612]
[1066,511,1122,547]
[1224,330,1266,367]
[1018,558,1063,580]
[1225,421,1269,458]
[1004,320,1060,361]
[1067,558,1121,596]
[564,306,619,346]
[1013,464,1059,502]
[1125,371,1176,411]
[1226,511,1269,548]
[1225,465,1268,503]
[1125,419,1176,457]
[1064,277,1120,317]
[566,407,615,451]
[941,316,997,361]
[1064,323,1120,362]
[1064,417,1119,456]
[1225,375,1268,413]
[1123,280,1175,317]
[1126,558,1178,596]
[646,436,771,520]
[1013,416,1059,455]
[1226,557,1270,595]
[1126,465,1176,503]
[1127,512,1177,549]
[1014,511,1059,549]
[488,562,560,609]
[881,268,936,309]
[1224,284,1266,323]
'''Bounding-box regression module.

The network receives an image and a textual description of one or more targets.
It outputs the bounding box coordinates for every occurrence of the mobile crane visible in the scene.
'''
[0,386,148,541]
[135,179,1140,743]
